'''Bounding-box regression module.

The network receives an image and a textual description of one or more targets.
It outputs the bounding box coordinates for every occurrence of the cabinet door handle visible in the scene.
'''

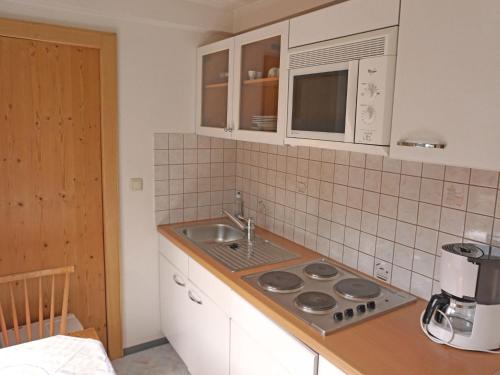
[397,140,446,149]
[188,290,203,305]
[172,274,185,287]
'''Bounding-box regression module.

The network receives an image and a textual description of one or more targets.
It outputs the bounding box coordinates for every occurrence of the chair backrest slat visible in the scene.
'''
[8,283,20,344]
[49,274,55,337]
[38,277,43,339]
[0,302,9,346]
[59,272,71,335]
[0,266,75,348]
[23,279,32,342]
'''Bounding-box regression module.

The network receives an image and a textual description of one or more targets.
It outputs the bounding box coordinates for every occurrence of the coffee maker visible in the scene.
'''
[421,243,500,352]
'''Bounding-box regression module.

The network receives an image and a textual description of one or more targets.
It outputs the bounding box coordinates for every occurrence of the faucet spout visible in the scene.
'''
[223,210,255,244]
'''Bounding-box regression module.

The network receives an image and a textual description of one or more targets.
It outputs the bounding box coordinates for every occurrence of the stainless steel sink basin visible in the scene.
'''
[181,224,244,244]
[176,220,299,272]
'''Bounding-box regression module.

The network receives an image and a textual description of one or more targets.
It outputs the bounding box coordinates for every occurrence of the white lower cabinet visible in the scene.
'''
[159,253,230,375]
[159,254,191,365]
[159,235,341,375]
[318,356,346,375]
[230,320,291,375]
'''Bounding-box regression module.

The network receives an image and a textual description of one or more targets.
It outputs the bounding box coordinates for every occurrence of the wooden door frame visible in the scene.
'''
[0,17,123,359]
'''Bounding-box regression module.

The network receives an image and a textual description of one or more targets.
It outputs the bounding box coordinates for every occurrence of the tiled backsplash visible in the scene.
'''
[234,142,500,300]
[154,133,236,224]
[153,134,500,300]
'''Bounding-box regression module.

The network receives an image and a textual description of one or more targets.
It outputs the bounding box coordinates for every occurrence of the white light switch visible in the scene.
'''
[130,178,143,191]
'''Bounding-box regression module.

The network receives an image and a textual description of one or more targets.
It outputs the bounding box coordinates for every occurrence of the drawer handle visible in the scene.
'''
[397,140,446,149]
[188,290,203,305]
[172,274,185,287]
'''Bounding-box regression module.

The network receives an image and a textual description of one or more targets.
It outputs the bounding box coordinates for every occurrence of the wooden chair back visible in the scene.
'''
[0,266,75,347]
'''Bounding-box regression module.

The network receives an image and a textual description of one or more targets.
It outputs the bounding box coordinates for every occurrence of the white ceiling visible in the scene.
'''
[185,0,260,10]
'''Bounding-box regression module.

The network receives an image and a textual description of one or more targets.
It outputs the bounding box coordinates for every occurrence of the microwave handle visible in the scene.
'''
[343,60,359,143]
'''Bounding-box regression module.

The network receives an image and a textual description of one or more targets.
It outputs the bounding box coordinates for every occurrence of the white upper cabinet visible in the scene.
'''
[196,21,289,144]
[196,38,234,139]
[289,0,400,48]
[232,21,289,144]
[390,0,500,170]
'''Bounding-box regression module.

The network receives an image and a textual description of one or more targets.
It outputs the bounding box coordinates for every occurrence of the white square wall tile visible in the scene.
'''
[381,172,400,196]
[364,169,382,192]
[348,167,365,188]
[365,155,383,170]
[318,200,333,220]
[395,221,417,247]
[422,163,445,180]
[357,253,374,276]
[393,243,414,270]
[442,182,469,210]
[492,219,500,247]
[440,208,466,236]
[361,212,378,235]
[415,226,438,254]
[362,190,379,214]
[344,227,360,249]
[419,178,443,205]
[359,232,376,256]
[397,198,418,224]
[379,194,398,219]
[375,238,394,262]
[382,158,401,173]
[412,249,435,278]
[401,161,422,177]
[154,150,169,165]
[345,208,362,229]
[154,133,169,149]
[377,216,396,241]
[410,273,433,300]
[330,241,344,262]
[399,175,421,201]
[155,180,169,196]
[417,203,441,230]
[318,218,331,238]
[444,166,470,183]
[343,247,359,269]
[467,186,496,216]
[332,203,346,224]
[470,169,499,188]
[168,133,184,149]
[464,213,493,244]
[331,222,345,243]
[391,265,411,292]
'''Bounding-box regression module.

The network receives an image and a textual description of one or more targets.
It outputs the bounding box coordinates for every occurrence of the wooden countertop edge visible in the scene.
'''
[157,219,500,375]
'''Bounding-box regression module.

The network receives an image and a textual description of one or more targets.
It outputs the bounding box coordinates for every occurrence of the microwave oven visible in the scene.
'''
[286,27,398,146]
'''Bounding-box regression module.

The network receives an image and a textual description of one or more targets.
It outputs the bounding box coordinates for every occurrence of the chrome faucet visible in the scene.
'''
[223,209,255,244]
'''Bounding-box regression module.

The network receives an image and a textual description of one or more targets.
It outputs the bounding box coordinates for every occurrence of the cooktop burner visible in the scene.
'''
[303,262,338,280]
[258,271,304,293]
[334,278,381,300]
[294,291,336,315]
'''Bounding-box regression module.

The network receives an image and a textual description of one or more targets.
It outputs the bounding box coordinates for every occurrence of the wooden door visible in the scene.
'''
[0,35,108,345]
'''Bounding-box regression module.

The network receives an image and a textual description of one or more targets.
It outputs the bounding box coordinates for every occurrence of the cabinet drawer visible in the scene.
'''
[159,235,188,276]
[230,292,317,375]
[188,258,232,315]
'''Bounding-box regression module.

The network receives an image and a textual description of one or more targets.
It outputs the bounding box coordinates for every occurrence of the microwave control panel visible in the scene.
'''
[355,55,396,145]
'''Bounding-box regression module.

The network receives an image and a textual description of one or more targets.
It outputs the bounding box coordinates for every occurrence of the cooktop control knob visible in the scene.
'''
[367,301,376,310]
[333,312,343,322]
[356,304,366,314]
[344,308,354,318]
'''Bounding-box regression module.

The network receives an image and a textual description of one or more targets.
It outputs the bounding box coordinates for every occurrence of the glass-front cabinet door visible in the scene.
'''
[196,39,234,139]
[232,21,289,144]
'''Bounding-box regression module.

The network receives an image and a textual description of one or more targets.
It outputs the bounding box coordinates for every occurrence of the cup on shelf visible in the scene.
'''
[248,70,263,80]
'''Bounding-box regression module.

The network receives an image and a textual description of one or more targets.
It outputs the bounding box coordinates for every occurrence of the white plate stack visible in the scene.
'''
[251,115,277,131]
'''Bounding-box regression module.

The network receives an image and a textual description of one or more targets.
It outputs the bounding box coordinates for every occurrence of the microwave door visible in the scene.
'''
[287,61,359,143]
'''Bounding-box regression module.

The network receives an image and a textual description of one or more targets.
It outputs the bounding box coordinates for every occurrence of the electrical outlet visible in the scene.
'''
[374,260,392,282]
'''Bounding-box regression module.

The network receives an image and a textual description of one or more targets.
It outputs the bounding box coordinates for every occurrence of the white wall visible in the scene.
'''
[0,0,231,347]
[232,0,336,32]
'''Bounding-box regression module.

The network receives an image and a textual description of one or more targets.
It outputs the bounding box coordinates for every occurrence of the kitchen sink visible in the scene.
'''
[181,224,244,244]
[176,221,299,272]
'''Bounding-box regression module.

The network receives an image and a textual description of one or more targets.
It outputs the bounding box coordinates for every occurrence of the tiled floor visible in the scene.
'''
[113,344,190,375]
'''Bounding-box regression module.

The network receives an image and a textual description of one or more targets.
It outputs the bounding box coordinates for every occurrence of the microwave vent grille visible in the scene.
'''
[289,36,386,69]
